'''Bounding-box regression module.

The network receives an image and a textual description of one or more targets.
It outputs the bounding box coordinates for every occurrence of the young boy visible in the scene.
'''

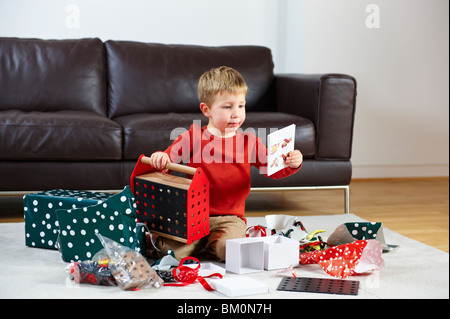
[148,66,303,261]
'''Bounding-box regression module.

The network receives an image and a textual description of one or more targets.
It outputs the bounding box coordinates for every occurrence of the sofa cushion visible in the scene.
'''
[0,161,125,192]
[0,110,122,160]
[115,112,315,160]
[0,37,106,115]
[250,159,352,187]
[241,112,316,158]
[106,41,276,118]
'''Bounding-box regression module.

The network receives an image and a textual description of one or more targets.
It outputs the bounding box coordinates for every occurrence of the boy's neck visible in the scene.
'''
[206,124,236,138]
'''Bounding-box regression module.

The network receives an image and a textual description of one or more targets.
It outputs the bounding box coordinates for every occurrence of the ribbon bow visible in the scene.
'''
[164,257,222,291]
[246,225,274,237]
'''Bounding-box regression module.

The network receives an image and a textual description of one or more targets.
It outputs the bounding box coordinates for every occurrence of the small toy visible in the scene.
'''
[154,269,176,283]
[68,259,116,286]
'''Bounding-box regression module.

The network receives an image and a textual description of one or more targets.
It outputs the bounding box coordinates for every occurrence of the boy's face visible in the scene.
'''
[200,91,246,137]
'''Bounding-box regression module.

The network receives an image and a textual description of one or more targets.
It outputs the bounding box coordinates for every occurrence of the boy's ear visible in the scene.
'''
[200,103,211,118]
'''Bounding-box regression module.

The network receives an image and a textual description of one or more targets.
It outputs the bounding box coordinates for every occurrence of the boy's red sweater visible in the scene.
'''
[164,124,301,218]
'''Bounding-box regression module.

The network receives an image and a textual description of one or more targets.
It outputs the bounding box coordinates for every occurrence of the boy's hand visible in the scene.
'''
[149,152,170,174]
[285,150,303,169]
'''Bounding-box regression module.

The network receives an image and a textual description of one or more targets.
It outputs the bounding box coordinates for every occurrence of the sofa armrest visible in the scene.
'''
[276,74,357,160]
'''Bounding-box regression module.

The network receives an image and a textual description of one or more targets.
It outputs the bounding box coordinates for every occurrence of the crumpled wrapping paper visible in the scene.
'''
[265,214,309,241]
[246,215,327,255]
[327,222,397,252]
[299,239,385,279]
[246,215,308,240]
[247,215,387,279]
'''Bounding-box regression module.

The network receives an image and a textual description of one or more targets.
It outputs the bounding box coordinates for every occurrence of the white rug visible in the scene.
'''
[0,214,448,299]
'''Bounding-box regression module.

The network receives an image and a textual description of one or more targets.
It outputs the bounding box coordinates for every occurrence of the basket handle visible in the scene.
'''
[140,156,197,176]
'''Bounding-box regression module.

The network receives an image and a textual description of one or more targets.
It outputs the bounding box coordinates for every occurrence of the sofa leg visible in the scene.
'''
[344,185,350,214]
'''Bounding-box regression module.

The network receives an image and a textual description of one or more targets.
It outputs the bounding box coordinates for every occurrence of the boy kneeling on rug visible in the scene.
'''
[148,66,303,261]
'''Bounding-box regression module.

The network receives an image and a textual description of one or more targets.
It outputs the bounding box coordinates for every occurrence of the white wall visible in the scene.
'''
[283,0,449,178]
[1,0,448,178]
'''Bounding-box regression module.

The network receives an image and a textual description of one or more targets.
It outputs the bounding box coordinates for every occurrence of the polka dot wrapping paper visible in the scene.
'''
[299,239,385,279]
[56,186,146,262]
[327,222,390,251]
[24,189,113,250]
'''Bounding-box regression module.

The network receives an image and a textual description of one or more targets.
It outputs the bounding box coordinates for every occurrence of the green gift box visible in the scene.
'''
[24,189,113,250]
[56,186,146,262]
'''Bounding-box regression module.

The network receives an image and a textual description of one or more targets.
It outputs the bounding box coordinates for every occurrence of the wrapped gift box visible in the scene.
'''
[56,186,146,262]
[130,155,210,245]
[24,189,112,250]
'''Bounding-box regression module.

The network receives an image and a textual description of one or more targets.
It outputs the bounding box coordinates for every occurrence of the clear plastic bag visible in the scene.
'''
[96,233,164,290]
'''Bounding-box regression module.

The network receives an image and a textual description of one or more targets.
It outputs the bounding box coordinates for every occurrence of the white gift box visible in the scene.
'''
[225,237,265,274]
[262,236,299,270]
[210,276,269,297]
[225,235,299,274]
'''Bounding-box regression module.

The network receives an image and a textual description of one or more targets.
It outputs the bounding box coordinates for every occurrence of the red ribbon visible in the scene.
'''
[246,225,273,237]
[164,257,222,291]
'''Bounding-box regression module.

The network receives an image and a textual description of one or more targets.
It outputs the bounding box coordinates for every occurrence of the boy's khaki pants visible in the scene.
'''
[153,215,247,261]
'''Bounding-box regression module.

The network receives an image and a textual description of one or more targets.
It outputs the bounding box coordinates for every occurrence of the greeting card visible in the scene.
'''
[267,124,296,176]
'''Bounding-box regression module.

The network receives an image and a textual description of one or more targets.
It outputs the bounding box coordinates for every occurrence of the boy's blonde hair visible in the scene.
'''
[198,66,248,106]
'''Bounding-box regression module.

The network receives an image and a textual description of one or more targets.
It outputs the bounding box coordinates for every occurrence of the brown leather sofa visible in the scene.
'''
[0,37,356,211]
